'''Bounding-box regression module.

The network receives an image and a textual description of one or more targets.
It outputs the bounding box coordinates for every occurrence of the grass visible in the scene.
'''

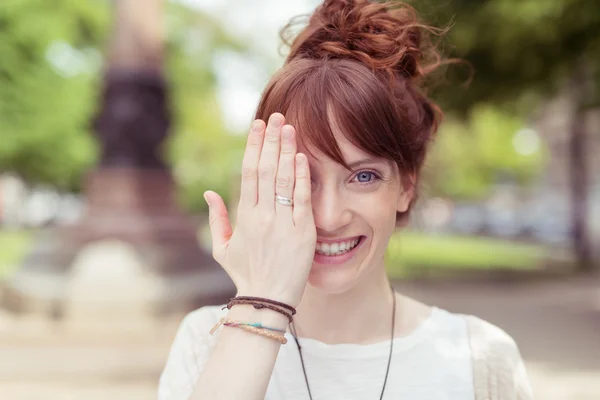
[0,230,33,278]
[385,231,546,279]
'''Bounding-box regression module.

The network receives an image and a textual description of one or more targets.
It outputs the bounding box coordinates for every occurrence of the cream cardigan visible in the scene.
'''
[465,315,534,400]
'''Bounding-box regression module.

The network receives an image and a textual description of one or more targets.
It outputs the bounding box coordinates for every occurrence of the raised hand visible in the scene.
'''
[204,113,316,307]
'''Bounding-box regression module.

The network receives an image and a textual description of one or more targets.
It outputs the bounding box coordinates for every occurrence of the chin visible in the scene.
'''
[307,265,361,294]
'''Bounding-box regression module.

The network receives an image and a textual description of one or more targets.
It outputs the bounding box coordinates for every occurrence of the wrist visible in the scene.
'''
[235,287,300,309]
[226,303,290,330]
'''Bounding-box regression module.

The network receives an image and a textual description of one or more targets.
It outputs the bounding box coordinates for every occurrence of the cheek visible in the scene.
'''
[350,189,399,229]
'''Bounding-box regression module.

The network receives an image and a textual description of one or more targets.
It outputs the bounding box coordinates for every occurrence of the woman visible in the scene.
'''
[159,1,533,399]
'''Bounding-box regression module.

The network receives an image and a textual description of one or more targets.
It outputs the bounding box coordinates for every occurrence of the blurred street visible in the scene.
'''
[1,276,599,399]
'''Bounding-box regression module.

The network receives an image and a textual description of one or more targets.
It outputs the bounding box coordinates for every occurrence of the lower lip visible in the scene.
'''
[313,237,365,265]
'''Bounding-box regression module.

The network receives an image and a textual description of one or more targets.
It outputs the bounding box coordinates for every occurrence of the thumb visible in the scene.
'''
[204,191,232,256]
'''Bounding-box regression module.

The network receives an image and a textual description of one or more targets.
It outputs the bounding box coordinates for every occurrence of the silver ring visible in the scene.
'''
[275,194,294,206]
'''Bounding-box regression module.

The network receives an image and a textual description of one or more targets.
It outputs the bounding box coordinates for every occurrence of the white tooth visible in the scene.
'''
[316,242,323,251]
[339,242,347,252]
[330,243,339,254]
[321,243,330,253]
[344,241,352,250]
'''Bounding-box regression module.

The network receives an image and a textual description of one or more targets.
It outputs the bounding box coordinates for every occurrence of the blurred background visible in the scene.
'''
[0,0,598,399]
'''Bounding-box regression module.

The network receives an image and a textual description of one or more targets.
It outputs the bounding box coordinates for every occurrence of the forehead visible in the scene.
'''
[296,119,356,161]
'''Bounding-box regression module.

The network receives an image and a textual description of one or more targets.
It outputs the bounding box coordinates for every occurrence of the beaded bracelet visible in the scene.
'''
[210,317,287,344]
[225,321,287,333]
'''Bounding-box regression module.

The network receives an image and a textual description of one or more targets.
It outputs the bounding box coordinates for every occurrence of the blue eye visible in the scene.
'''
[354,170,379,183]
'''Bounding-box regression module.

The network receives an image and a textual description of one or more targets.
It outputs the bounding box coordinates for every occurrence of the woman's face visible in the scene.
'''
[299,127,412,294]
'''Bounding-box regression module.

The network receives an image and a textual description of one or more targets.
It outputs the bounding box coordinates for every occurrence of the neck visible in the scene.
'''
[292,264,395,345]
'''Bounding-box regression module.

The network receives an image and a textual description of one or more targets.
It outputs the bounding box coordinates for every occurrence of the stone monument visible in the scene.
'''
[1,0,235,319]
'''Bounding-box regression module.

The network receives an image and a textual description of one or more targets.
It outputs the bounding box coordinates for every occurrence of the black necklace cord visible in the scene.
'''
[290,284,396,400]
[290,321,314,400]
[378,284,396,399]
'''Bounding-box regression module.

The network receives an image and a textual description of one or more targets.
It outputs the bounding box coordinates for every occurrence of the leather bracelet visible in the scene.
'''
[231,296,296,315]
[223,299,293,323]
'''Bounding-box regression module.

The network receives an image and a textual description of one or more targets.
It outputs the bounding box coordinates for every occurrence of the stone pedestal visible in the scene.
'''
[1,168,235,318]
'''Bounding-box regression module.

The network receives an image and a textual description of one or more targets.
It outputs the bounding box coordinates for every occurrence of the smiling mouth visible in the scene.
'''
[315,236,364,256]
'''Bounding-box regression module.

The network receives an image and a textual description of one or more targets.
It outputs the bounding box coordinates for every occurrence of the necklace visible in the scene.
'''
[289,285,397,400]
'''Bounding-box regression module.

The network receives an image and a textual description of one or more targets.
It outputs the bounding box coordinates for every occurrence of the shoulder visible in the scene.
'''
[462,314,521,359]
[461,314,534,399]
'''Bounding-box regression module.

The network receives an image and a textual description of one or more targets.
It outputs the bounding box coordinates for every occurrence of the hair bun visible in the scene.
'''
[282,0,438,80]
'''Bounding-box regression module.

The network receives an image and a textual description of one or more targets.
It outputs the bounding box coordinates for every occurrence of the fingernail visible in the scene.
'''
[251,120,262,132]
[204,193,211,207]
[269,113,284,127]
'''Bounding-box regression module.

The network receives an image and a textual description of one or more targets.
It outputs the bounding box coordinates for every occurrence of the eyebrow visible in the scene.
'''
[346,158,389,169]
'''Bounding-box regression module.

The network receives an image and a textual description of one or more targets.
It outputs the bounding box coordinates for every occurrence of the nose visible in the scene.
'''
[312,186,352,235]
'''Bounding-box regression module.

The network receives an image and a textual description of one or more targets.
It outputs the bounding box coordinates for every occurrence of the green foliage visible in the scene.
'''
[0,230,32,278]
[0,0,110,190]
[399,0,599,199]
[408,0,600,113]
[0,0,247,206]
[425,105,545,199]
[164,2,248,212]
[167,94,246,212]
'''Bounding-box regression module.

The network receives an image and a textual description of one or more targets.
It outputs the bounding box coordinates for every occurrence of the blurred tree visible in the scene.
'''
[410,0,600,113]
[426,106,545,200]
[0,0,247,212]
[0,0,109,190]
[164,3,247,212]
[408,0,600,270]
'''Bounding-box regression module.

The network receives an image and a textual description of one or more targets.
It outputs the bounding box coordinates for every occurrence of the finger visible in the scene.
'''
[275,124,297,215]
[292,153,313,225]
[204,191,232,261]
[239,120,265,207]
[258,113,285,209]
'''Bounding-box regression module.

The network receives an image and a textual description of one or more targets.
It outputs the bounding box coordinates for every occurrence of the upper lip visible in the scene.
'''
[316,236,362,244]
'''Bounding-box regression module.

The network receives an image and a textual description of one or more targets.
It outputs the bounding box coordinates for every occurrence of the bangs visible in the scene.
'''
[254,58,407,171]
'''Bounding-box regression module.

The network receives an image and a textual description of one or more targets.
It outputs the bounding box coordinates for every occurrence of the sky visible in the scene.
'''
[173,0,322,133]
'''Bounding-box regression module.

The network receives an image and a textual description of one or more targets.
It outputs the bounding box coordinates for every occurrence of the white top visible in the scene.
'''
[158,305,475,400]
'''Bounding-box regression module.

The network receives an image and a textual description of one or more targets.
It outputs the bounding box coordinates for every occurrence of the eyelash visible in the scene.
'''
[350,169,382,185]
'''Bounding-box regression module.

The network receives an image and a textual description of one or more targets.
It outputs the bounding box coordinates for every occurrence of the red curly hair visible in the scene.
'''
[254,0,446,224]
